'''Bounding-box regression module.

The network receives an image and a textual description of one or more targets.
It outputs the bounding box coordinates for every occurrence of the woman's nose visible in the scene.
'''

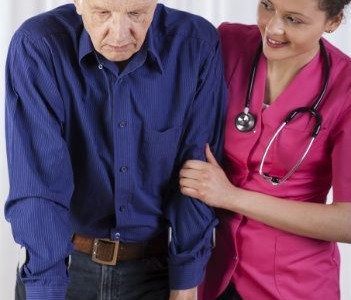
[265,14,285,35]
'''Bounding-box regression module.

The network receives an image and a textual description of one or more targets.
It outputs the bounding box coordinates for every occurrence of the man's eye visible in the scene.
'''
[128,11,143,19]
[98,11,109,16]
[129,11,139,16]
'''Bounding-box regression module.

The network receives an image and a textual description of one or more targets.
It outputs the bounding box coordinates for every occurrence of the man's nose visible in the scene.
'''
[109,14,130,43]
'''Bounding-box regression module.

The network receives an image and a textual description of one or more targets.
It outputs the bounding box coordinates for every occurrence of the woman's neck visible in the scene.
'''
[265,47,320,105]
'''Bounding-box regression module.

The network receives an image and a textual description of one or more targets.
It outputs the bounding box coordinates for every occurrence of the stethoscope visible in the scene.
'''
[235,40,330,186]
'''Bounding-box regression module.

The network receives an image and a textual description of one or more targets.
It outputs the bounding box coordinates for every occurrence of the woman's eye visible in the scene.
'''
[286,16,302,24]
[261,1,273,10]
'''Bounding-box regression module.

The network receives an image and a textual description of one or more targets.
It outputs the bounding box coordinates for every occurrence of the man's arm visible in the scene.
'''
[169,287,197,300]
[165,34,227,295]
[5,30,74,299]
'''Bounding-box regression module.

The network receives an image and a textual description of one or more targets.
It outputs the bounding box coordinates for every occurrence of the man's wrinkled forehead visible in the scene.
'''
[78,0,158,7]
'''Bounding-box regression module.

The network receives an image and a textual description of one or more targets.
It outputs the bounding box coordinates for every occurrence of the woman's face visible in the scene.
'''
[257,0,339,64]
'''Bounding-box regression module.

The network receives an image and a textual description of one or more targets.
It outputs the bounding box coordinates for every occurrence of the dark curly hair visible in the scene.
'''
[319,0,351,19]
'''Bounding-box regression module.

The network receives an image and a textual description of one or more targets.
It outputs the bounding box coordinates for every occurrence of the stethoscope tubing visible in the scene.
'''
[259,121,317,186]
[236,39,330,185]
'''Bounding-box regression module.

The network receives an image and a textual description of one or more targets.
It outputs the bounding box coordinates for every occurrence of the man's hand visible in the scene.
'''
[169,287,197,300]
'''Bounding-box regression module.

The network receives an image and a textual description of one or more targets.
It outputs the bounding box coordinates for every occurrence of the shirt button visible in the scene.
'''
[119,206,126,212]
[98,64,103,70]
[120,166,128,173]
[118,121,127,128]
[114,232,120,239]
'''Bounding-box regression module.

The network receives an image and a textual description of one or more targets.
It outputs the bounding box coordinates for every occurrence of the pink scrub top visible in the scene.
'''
[200,24,351,300]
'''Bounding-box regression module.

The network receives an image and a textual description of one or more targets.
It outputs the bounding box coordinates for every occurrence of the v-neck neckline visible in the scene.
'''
[254,51,324,124]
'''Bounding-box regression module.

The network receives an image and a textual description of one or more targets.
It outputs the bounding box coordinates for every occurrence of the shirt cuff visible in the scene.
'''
[25,284,68,300]
[168,255,209,290]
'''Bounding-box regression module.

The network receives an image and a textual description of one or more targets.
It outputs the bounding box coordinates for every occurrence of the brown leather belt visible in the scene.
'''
[72,233,168,266]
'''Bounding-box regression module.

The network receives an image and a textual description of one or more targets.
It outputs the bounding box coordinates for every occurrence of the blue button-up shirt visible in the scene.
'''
[5,4,226,299]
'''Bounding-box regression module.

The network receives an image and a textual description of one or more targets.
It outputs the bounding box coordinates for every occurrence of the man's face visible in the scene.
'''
[74,0,158,62]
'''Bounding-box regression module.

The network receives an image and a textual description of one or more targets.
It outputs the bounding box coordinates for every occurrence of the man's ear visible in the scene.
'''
[73,0,83,16]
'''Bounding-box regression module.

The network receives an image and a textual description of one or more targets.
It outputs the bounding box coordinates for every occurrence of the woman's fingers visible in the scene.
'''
[179,177,208,200]
[179,176,203,190]
[179,185,199,199]
[179,167,204,180]
[205,144,220,167]
[182,159,208,170]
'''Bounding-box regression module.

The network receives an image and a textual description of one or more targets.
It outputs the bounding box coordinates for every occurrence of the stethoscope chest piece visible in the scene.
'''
[233,40,330,185]
[235,108,256,132]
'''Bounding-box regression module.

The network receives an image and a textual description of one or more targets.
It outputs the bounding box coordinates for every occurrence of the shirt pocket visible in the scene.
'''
[265,126,330,179]
[137,125,183,192]
[274,234,340,300]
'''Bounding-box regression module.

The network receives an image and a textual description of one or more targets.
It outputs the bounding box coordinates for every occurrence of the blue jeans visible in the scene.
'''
[16,250,169,300]
[216,283,242,300]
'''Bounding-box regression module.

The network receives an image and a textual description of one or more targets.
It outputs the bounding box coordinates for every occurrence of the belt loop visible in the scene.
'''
[168,227,172,246]
[212,228,216,249]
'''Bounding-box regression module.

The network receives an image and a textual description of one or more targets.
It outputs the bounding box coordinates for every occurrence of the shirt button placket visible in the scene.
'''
[114,76,131,232]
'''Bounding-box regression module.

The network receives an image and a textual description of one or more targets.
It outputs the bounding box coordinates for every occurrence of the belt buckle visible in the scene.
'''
[92,238,119,266]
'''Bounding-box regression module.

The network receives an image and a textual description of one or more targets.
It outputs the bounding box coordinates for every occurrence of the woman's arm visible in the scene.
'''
[180,145,351,243]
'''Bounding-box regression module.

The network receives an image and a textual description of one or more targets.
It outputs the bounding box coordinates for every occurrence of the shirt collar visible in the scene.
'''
[78,28,94,63]
[144,22,164,73]
[78,22,163,74]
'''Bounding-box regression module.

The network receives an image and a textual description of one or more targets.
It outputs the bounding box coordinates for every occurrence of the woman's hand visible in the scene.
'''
[179,144,235,208]
[180,148,351,243]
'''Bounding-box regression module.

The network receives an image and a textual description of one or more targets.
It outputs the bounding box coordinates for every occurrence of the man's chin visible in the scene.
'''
[103,46,136,60]
[105,54,133,63]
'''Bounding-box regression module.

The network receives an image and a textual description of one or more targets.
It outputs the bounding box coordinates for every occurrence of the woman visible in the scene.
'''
[179,0,351,299]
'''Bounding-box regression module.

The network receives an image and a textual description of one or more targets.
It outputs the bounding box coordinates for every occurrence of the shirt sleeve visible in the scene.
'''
[331,95,351,202]
[4,30,74,299]
[165,38,227,289]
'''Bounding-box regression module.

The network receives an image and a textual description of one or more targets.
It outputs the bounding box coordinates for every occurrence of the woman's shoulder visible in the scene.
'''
[217,23,261,82]
[323,38,351,71]
[324,39,351,93]
[218,23,261,53]
[218,23,260,39]
[322,39,351,122]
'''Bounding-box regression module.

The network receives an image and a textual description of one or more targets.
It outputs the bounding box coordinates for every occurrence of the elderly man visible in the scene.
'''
[4,0,226,299]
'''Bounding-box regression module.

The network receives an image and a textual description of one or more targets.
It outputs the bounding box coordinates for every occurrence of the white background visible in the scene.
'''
[0,1,350,299]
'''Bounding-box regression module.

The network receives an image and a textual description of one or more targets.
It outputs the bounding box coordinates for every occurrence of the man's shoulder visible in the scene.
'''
[15,4,81,43]
[153,4,219,46]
